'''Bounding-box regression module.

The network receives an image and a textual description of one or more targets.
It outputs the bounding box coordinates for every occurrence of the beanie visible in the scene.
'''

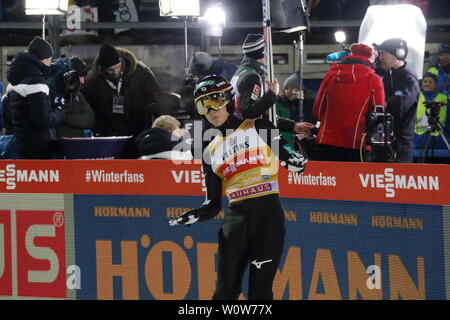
[243,34,265,60]
[97,44,121,69]
[438,43,450,54]
[378,38,408,60]
[28,36,54,60]
[350,43,376,61]
[422,72,438,85]
[283,72,300,89]
[189,52,214,76]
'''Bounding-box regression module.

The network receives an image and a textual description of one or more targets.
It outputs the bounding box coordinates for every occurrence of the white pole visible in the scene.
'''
[262,0,277,126]
[42,14,46,40]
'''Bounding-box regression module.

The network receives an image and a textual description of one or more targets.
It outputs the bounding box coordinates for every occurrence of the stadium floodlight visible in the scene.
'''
[204,6,226,27]
[358,4,427,77]
[159,0,200,17]
[201,5,226,38]
[334,30,346,44]
[25,0,69,40]
[25,0,69,15]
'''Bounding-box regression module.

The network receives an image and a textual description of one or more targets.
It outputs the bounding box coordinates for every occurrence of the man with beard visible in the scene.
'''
[4,36,65,159]
[82,44,178,158]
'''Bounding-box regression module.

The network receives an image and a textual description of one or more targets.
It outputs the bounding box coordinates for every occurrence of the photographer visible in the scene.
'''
[373,38,420,163]
[47,57,95,138]
[414,72,448,152]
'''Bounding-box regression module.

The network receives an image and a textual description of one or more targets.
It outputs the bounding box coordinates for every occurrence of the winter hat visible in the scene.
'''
[97,43,121,69]
[438,43,450,54]
[283,72,300,89]
[378,38,408,60]
[422,72,438,84]
[243,34,265,60]
[189,52,214,75]
[350,43,376,61]
[28,36,54,60]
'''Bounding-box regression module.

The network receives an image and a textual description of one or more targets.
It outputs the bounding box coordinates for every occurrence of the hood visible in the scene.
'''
[137,127,181,155]
[7,52,48,85]
[93,47,138,77]
[328,55,375,84]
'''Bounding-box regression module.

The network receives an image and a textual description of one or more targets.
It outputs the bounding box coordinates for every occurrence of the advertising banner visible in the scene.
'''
[1,160,449,206]
[0,194,76,300]
[72,194,447,300]
[0,159,449,300]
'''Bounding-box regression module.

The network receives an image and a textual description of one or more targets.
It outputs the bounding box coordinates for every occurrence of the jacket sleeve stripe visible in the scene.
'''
[11,83,49,97]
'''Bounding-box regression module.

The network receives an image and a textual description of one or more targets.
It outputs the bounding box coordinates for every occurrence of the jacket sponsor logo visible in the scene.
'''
[227,182,272,201]
[0,164,60,190]
[359,168,439,198]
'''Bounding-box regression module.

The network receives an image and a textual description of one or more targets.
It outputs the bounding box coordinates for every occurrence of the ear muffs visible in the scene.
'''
[396,48,406,60]
[395,41,408,60]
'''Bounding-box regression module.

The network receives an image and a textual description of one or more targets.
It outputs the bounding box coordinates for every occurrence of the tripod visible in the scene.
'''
[417,118,450,163]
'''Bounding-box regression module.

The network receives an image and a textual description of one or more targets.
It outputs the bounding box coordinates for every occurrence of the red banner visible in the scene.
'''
[0,160,449,205]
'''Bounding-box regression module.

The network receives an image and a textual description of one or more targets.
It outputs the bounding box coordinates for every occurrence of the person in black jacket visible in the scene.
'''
[136,115,192,160]
[47,56,95,138]
[169,75,307,300]
[231,34,314,137]
[372,38,420,163]
[5,36,65,159]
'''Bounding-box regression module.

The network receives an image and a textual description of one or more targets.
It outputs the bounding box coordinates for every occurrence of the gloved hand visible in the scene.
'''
[281,153,307,173]
[169,210,199,226]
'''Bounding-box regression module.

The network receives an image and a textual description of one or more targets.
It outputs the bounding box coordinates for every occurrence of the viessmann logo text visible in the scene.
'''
[0,164,60,190]
[359,168,439,198]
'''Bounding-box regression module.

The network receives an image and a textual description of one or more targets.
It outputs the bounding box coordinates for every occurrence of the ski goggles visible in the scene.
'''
[194,91,231,115]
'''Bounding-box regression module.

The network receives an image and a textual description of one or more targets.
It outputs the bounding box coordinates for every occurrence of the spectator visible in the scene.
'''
[414,72,448,152]
[5,36,64,159]
[313,43,385,162]
[427,43,450,99]
[47,56,95,138]
[374,38,420,163]
[188,51,237,81]
[136,115,192,160]
[82,43,179,157]
[276,71,316,148]
[231,34,313,134]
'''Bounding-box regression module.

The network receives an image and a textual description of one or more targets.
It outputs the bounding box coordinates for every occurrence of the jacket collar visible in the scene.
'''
[240,57,265,76]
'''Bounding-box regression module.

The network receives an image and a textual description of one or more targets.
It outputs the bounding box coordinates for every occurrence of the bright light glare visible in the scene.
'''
[358,4,427,77]
[334,31,346,43]
[25,0,68,15]
[159,0,200,17]
[205,6,226,26]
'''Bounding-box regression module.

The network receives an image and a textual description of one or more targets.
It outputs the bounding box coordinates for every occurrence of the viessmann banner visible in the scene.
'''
[0,160,449,300]
[0,160,449,205]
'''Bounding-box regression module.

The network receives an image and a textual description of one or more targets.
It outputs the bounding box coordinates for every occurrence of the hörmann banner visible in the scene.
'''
[73,195,446,299]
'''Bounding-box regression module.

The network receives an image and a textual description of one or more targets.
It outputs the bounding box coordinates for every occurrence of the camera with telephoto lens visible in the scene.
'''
[63,70,80,93]
[366,105,394,146]
[424,100,446,127]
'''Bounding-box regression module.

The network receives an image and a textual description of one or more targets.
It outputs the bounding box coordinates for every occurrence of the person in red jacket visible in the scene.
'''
[313,43,385,161]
